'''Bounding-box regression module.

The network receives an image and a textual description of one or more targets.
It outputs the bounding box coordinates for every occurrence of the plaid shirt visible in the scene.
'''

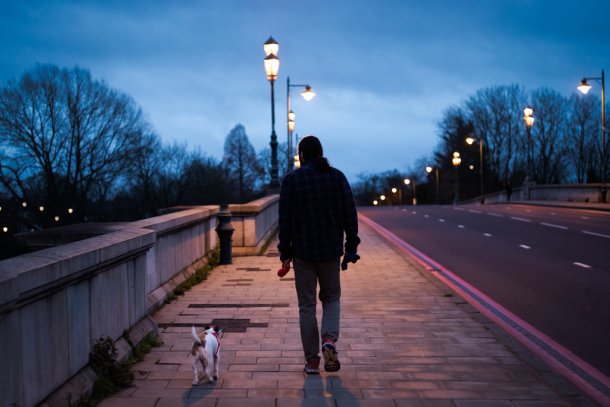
[277,162,360,262]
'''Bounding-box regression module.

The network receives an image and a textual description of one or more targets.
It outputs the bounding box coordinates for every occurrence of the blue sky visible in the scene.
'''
[1,0,609,182]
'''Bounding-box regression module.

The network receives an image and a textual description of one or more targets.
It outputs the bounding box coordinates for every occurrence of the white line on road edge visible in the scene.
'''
[519,244,531,250]
[511,216,531,222]
[540,222,568,230]
[484,233,493,237]
[574,262,592,269]
[583,230,610,239]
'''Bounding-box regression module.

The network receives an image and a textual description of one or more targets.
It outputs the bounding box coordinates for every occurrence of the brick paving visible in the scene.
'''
[99,221,598,407]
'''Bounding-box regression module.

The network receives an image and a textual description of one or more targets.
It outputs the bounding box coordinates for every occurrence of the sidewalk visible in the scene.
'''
[99,221,598,407]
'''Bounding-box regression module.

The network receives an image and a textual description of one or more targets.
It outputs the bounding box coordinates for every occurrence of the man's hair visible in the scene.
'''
[298,135,331,172]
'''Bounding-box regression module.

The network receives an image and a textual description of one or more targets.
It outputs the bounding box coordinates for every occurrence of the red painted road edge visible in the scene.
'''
[359,212,610,406]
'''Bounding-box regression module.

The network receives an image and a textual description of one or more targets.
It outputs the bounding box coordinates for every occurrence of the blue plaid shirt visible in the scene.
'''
[277,162,360,262]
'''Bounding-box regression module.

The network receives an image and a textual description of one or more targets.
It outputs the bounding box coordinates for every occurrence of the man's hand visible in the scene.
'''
[341,253,360,270]
[278,259,291,277]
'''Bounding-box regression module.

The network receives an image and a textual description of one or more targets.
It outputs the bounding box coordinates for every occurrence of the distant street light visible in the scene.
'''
[263,36,280,190]
[466,135,485,204]
[426,166,440,204]
[452,152,462,204]
[373,200,379,206]
[287,78,315,171]
[577,69,606,202]
[523,107,535,196]
[404,178,417,205]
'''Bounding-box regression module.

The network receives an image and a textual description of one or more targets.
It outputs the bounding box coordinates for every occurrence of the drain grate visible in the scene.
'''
[158,318,268,333]
[236,267,271,272]
[188,303,289,308]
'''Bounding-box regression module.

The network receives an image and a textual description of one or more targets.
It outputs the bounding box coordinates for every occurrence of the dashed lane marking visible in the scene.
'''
[487,212,504,217]
[519,244,531,250]
[574,262,592,269]
[583,230,610,239]
[458,225,465,229]
[540,222,568,230]
[484,233,493,237]
[511,216,531,222]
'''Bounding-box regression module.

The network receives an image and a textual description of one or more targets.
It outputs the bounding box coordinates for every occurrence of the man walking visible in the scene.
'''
[277,135,360,374]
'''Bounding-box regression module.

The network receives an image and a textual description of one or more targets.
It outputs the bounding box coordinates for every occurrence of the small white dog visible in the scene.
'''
[190,325,222,385]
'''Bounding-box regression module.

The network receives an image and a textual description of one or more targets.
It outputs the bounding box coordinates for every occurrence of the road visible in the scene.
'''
[359,203,610,377]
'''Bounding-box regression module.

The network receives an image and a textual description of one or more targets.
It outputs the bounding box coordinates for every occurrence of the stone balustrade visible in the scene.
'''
[0,195,279,407]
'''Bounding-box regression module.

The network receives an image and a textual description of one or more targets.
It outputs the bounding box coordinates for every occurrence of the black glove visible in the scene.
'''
[341,253,360,270]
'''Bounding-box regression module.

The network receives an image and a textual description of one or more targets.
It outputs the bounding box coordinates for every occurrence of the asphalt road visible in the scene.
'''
[359,203,610,377]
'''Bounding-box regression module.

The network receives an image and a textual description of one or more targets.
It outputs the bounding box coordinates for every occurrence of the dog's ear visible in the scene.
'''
[214,326,223,333]
[204,325,211,331]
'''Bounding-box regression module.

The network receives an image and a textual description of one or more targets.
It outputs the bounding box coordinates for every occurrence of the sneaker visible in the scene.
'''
[321,338,341,372]
[303,358,320,374]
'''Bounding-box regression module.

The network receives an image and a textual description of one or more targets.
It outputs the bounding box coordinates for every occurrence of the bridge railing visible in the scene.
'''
[0,195,279,407]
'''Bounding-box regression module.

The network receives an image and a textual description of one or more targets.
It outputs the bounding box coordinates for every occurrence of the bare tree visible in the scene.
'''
[566,93,599,183]
[529,88,569,184]
[222,124,262,201]
[0,64,150,225]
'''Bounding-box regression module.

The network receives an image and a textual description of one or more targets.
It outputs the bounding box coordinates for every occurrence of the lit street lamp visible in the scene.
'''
[263,37,280,190]
[404,178,417,205]
[452,152,462,204]
[426,166,440,204]
[466,136,485,204]
[577,69,606,203]
[287,78,315,171]
[523,107,535,185]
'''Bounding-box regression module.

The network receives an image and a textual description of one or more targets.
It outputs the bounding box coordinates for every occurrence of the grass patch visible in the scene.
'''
[73,333,163,406]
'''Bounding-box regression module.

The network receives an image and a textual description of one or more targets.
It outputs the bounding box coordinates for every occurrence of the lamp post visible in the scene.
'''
[466,136,485,204]
[577,69,606,203]
[287,78,315,171]
[426,166,440,204]
[404,178,417,205]
[263,37,280,190]
[452,152,462,204]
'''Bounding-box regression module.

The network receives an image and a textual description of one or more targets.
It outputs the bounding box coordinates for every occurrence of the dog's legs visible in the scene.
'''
[213,354,220,381]
[191,359,200,385]
[204,353,214,383]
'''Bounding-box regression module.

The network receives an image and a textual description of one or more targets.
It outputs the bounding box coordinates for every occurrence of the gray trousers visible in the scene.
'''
[293,258,341,361]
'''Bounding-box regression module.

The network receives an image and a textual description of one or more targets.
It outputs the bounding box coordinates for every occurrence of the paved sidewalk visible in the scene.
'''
[100,221,598,407]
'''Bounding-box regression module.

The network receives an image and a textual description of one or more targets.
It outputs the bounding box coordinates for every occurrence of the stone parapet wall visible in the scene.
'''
[0,198,280,407]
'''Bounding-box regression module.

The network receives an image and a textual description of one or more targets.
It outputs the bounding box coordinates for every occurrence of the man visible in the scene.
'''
[277,135,360,374]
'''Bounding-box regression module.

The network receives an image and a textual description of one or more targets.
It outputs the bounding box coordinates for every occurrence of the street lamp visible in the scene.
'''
[287,78,315,171]
[404,178,417,205]
[466,135,485,204]
[426,166,440,204]
[523,107,535,198]
[263,36,280,190]
[577,69,606,202]
[452,152,462,204]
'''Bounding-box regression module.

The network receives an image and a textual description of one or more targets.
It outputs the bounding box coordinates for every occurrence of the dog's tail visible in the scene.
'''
[191,325,202,345]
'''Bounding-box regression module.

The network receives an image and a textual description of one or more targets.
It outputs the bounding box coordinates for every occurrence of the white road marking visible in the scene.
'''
[458,225,465,229]
[511,216,531,223]
[582,230,610,239]
[454,207,465,211]
[519,244,531,250]
[581,216,589,220]
[484,233,493,237]
[550,212,557,216]
[412,211,417,215]
[469,209,482,214]
[439,219,445,222]
[424,214,430,218]
[574,262,592,269]
[540,222,568,230]
[487,212,504,218]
